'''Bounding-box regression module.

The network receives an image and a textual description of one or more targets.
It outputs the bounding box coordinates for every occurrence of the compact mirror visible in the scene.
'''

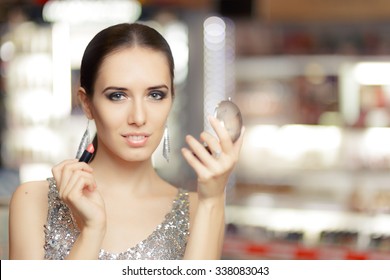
[214,99,243,143]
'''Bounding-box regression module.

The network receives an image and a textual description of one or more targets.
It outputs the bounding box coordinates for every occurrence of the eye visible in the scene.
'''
[107,92,126,101]
[148,90,167,101]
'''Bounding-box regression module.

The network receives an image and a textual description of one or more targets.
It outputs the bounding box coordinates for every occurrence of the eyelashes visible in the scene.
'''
[149,90,167,100]
[105,90,168,102]
[107,92,126,101]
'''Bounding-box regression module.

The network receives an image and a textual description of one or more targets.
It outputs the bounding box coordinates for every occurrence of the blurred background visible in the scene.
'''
[2,0,390,260]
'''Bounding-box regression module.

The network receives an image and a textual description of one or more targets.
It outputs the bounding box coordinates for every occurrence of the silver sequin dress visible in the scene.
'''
[43,177,190,260]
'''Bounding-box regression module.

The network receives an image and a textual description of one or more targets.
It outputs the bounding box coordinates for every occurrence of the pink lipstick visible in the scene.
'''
[78,143,95,163]
[123,133,149,147]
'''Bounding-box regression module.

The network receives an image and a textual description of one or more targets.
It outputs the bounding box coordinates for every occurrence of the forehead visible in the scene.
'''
[96,47,171,86]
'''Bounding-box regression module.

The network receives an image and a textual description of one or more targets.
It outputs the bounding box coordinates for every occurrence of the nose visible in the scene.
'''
[128,98,146,126]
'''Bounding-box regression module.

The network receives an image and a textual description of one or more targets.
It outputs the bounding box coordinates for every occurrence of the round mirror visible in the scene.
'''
[214,99,243,143]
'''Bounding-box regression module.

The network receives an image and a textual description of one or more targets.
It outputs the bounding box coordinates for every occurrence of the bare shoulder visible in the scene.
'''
[9,179,50,223]
[9,179,50,259]
[9,179,51,230]
[10,180,50,207]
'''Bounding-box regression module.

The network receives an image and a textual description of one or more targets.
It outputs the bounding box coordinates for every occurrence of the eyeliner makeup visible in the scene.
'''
[78,143,95,163]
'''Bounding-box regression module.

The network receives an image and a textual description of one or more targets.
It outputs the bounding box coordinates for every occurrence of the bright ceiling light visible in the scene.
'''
[43,0,141,25]
[354,62,390,85]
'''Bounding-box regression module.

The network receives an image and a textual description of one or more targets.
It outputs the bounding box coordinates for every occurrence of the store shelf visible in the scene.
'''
[224,203,390,260]
[223,236,390,260]
[235,55,390,80]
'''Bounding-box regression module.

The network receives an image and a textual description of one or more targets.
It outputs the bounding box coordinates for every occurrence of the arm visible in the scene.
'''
[9,181,49,259]
[65,227,105,259]
[10,160,107,260]
[184,193,225,259]
[182,116,245,259]
[51,159,107,260]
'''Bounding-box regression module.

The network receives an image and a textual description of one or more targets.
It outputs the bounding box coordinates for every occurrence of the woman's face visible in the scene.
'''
[87,46,173,162]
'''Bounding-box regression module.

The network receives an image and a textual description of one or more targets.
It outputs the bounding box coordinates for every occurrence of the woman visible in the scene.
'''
[8,22,244,260]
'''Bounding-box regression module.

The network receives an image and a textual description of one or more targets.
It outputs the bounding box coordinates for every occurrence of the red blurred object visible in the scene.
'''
[223,237,390,260]
[35,0,49,5]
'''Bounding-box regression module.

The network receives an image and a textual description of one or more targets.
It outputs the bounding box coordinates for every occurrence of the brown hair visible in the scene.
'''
[80,22,175,98]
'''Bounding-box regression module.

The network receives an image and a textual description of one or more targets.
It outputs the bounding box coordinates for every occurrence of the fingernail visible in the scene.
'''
[208,115,223,127]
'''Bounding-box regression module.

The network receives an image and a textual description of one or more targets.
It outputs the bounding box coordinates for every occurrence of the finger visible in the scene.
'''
[200,131,222,159]
[53,159,79,197]
[181,147,212,178]
[208,115,233,152]
[60,162,93,197]
[72,169,96,193]
[59,162,93,198]
[62,170,96,203]
[51,159,78,185]
[62,174,99,223]
[185,134,219,168]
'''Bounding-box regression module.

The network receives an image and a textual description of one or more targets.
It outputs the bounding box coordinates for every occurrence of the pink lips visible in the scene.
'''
[122,133,150,147]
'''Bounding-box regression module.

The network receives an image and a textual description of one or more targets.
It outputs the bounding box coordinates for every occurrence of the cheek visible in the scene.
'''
[148,108,170,143]
[149,106,171,127]
[91,102,125,130]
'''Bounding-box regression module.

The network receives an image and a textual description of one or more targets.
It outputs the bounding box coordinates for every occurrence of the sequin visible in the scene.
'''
[44,177,190,260]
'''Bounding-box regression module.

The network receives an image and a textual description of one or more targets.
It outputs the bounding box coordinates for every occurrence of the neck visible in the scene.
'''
[89,147,161,195]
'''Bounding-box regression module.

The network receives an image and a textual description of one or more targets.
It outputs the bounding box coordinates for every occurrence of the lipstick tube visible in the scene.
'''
[78,143,95,163]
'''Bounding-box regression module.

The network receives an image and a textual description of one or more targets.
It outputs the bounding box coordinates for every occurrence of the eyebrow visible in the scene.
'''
[102,85,169,93]
[148,84,169,90]
[102,86,127,93]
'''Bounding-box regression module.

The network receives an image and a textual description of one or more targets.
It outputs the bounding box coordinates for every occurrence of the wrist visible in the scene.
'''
[82,224,106,240]
[198,193,226,209]
[67,225,105,260]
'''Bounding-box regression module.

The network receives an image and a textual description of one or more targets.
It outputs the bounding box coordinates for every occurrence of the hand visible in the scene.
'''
[181,116,245,200]
[51,160,106,231]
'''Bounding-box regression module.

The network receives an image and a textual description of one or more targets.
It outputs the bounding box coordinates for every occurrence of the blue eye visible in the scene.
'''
[108,92,126,101]
[149,91,166,100]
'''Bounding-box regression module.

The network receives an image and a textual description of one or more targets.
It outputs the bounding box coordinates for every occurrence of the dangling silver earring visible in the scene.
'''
[163,125,170,162]
[75,120,91,159]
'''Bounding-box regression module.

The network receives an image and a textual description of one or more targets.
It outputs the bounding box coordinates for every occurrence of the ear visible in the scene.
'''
[78,87,94,120]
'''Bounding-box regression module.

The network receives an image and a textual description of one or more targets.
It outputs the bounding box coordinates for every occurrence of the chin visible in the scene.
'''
[120,151,152,163]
